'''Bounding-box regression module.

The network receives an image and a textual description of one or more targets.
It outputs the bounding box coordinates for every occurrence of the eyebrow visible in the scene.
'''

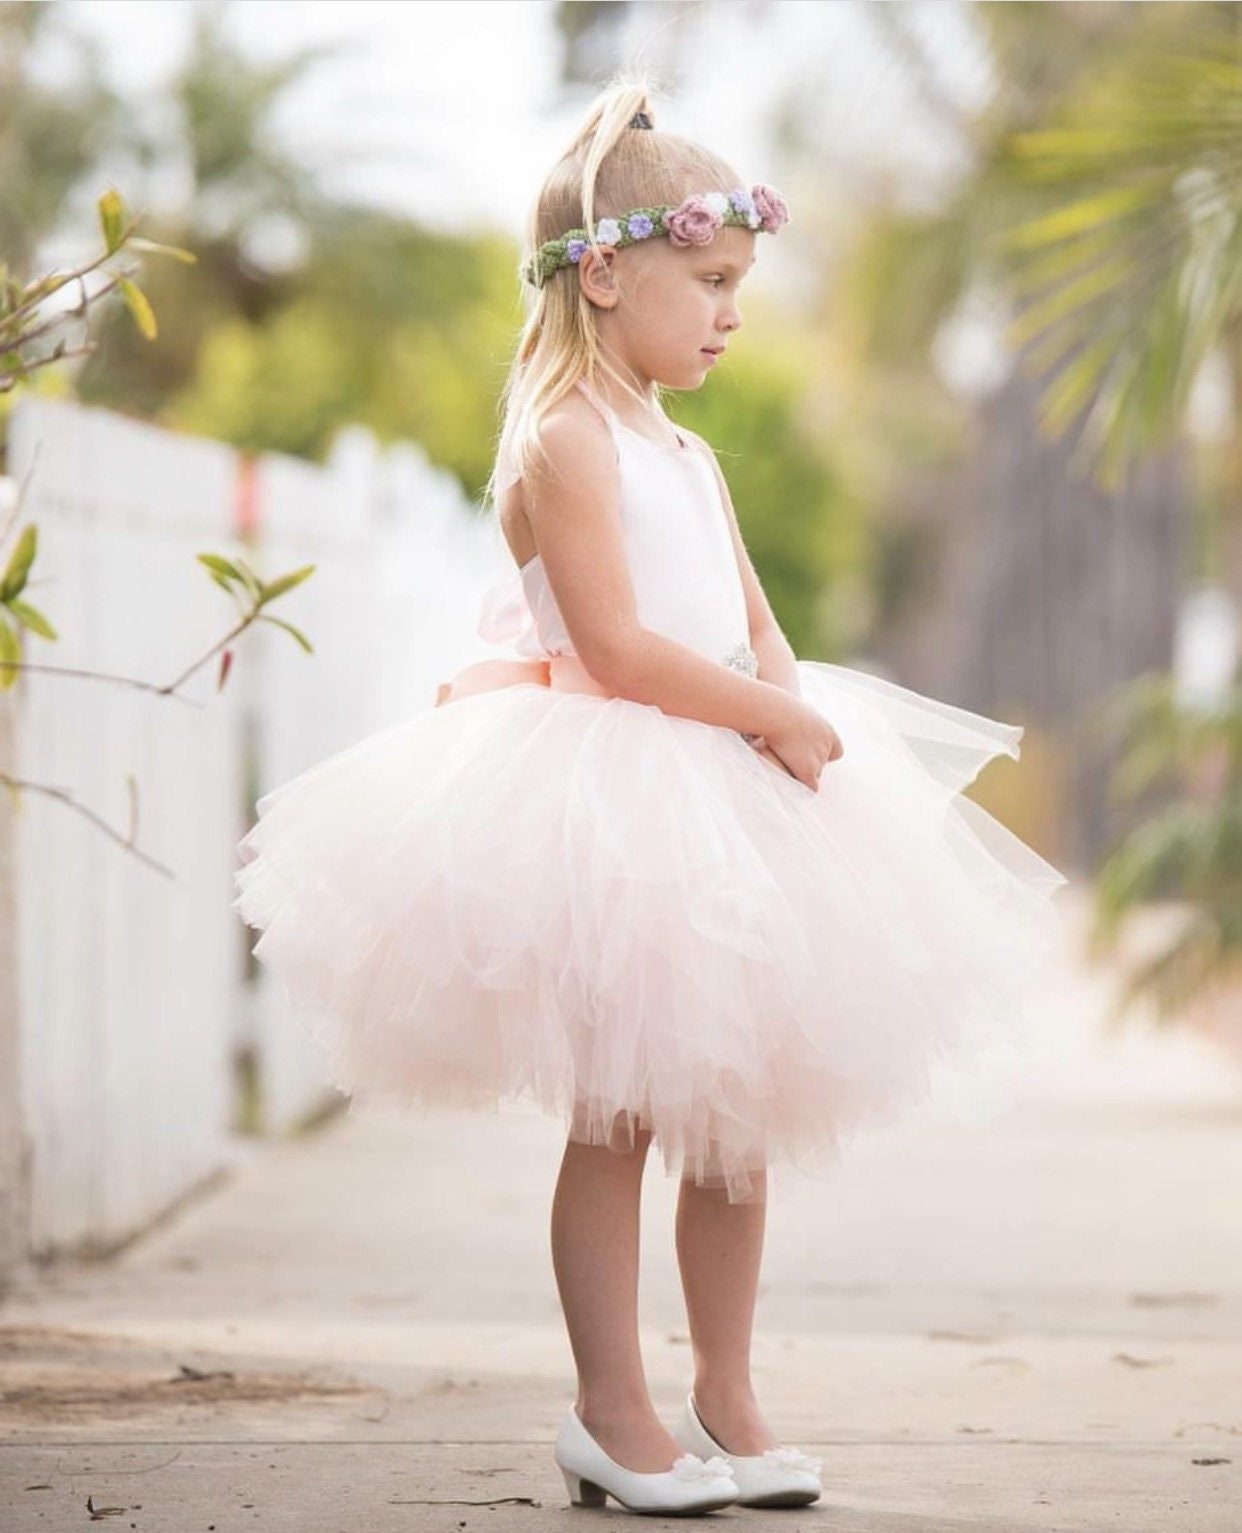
[700,256,757,273]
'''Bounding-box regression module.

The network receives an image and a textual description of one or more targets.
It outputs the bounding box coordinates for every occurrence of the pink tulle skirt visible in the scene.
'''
[232,651,1068,1203]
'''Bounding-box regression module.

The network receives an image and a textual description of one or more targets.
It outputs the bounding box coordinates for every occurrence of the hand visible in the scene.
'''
[759,696,844,792]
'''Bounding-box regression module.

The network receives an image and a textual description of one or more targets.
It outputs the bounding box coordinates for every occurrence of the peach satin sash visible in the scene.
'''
[434,651,614,708]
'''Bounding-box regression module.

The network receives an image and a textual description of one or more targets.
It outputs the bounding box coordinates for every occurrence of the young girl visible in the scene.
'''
[233,82,1068,1516]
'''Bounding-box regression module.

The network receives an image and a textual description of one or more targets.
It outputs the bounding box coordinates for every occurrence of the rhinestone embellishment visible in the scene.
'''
[721,640,762,743]
[721,639,759,679]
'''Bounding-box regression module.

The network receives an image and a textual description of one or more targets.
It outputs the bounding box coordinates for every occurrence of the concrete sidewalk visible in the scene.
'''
[2,884,1240,1531]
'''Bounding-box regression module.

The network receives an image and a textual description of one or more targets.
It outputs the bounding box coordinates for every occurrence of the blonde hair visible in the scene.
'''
[485,74,744,510]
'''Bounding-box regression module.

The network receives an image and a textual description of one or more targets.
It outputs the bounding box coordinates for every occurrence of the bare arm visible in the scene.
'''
[523,399,799,742]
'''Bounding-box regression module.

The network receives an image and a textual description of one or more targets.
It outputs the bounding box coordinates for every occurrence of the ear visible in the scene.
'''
[577,245,619,310]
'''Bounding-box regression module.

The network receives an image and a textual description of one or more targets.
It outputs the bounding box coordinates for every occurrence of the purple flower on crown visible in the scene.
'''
[729,187,755,217]
[566,237,588,264]
[751,183,789,233]
[663,194,724,248]
[626,212,654,240]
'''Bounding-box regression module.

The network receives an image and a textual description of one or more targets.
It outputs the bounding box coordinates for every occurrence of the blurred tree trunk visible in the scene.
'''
[880,357,1187,873]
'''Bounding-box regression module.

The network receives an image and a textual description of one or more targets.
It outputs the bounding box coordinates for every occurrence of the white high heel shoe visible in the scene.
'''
[554,1404,740,1515]
[673,1392,823,1508]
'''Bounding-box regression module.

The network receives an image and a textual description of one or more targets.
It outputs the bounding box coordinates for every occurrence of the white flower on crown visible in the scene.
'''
[703,191,730,216]
[747,209,762,229]
[671,1453,735,1482]
[595,217,622,246]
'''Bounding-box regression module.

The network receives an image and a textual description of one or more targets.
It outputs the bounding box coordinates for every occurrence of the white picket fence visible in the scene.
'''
[5,397,507,1261]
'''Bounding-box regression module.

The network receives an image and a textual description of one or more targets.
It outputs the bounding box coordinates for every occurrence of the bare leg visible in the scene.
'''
[674,1166,779,1453]
[550,1116,688,1471]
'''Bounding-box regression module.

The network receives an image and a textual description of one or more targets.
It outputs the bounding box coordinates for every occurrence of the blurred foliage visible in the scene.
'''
[1089,671,1242,1026]
[0,3,127,273]
[996,10,1242,492]
[172,221,524,489]
[1,186,197,395]
[842,1,1242,495]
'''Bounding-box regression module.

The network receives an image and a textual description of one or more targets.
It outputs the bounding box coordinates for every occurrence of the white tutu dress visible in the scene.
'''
[233,378,1069,1203]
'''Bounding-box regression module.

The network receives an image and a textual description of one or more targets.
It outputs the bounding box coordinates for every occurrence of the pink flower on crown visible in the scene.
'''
[662,194,723,247]
[751,184,789,233]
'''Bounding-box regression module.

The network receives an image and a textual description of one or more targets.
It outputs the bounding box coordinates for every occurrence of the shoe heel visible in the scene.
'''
[561,1467,608,1507]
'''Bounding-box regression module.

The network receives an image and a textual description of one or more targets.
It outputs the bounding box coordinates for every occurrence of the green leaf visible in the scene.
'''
[259,613,314,654]
[119,278,157,340]
[0,616,20,690]
[126,236,198,265]
[98,188,125,254]
[197,551,244,582]
[231,557,265,601]
[1038,335,1118,436]
[6,598,57,641]
[258,563,316,604]
[998,184,1157,253]
[1006,256,1135,348]
[0,524,37,602]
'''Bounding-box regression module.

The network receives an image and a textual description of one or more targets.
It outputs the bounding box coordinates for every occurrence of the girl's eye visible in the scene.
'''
[704,276,725,287]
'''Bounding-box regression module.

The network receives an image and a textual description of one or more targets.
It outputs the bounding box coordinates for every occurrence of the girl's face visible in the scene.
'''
[581,225,757,392]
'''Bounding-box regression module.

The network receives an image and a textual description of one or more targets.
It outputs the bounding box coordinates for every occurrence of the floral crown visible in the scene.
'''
[521,183,790,288]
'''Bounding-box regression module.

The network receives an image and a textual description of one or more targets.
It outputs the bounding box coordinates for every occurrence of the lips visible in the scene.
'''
[701,346,725,356]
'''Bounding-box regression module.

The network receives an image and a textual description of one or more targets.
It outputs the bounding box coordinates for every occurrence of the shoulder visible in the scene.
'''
[519,389,618,508]
[526,390,614,478]
[535,387,611,450]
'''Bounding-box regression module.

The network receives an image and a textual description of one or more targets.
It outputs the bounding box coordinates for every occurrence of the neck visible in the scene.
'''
[586,370,663,429]
[587,344,658,414]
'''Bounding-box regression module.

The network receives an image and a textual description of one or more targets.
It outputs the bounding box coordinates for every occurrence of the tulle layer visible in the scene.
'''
[233,660,1069,1203]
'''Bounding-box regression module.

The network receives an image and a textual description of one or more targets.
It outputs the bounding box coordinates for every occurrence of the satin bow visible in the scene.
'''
[434,656,550,708]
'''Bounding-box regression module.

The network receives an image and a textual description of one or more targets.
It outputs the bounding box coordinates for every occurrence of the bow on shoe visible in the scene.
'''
[671,1453,736,1482]
[761,1445,824,1475]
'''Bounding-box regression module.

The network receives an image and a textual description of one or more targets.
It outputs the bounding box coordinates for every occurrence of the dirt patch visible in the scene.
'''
[0,1324,375,1425]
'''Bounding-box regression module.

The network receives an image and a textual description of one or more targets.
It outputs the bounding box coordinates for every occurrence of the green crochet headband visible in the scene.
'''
[521,182,790,289]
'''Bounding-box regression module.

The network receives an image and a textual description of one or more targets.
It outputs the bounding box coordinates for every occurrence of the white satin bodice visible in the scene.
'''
[478,380,752,670]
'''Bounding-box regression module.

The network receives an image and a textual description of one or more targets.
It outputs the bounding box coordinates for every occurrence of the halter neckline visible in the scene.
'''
[576,378,689,453]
